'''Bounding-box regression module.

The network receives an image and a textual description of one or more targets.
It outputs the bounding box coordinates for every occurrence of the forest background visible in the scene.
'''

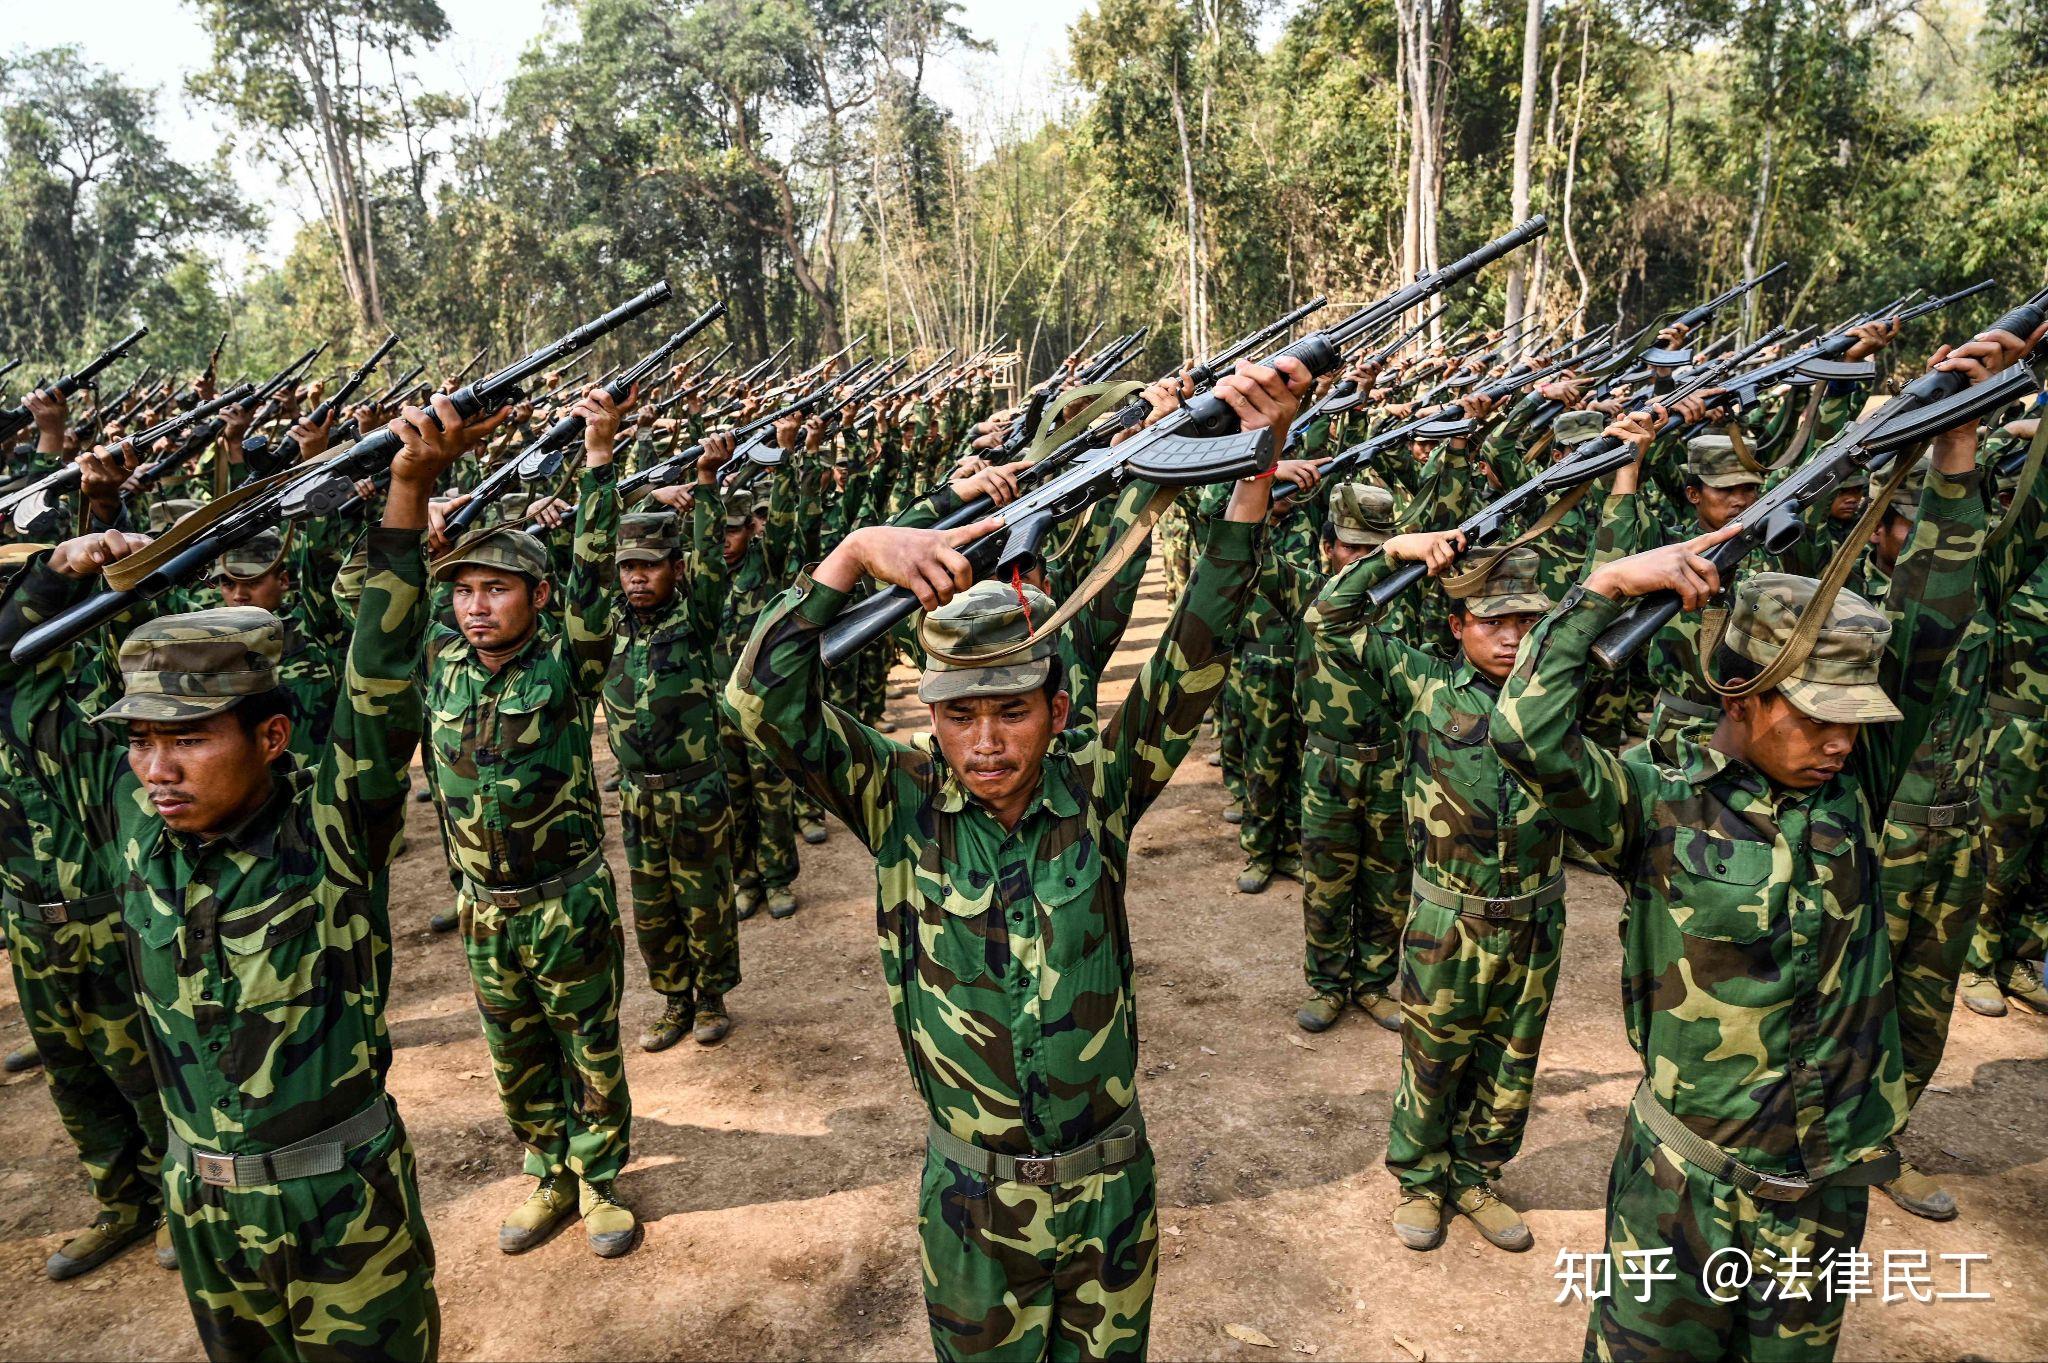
[3,0,2046,385]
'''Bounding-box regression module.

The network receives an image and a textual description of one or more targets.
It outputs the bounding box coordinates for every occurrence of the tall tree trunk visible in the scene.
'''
[1740,126,1775,339]
[1529,45,1566,330]
[1167,61,1208,360]
[1560,5,1594,323]
[1503,0,1543,355]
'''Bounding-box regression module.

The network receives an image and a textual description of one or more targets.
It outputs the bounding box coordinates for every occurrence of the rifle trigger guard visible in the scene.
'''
[1122,427,1274,486]
[1797,357,1877,384]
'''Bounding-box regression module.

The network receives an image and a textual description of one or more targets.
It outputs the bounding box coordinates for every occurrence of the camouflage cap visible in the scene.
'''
[616,511,681,564]
[1834,468,1870,493]
[431,527,551,583]
[148,498,203,534]
[1687,433,1762,490]
[1446,545,1552,619]
[751,489,773,518]
[1724,572,1899,724]
[721,496,753,531]
[215,529,288,581]
[1330,482,1396,547]
[917,579,1058,703]
[90,606,283,724]
[1552,409,1607,448]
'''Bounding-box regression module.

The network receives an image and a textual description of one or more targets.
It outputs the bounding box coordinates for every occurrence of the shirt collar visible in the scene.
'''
[161,763,301,861]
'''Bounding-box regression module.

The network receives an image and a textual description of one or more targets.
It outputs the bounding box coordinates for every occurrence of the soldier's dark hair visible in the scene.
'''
[1041,663,1064,706]
[230,688,294,736]
[1708,641,1783,704]
[1318,520,1338,548]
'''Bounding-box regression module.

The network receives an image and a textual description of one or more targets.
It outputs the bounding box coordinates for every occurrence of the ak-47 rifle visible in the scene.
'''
[1277,302,1458,457]
[439,302,725,533]
[0,382,255,530]
[850,348,959,431]
[444,347,488,389]
[717,357,884,492]
[1362,324,1797,608]
[0,359,19,385]
[1591,286,2048,668]
[243,333,400,476]
[791,335,867,388]
[9,284,676,665]
[619,360,867,500]
[816,216,1550,666]
[235,343,331,437]
[0,326,150,446]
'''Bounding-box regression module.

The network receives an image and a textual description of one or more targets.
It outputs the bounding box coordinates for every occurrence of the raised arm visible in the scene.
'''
[565,387,624,694]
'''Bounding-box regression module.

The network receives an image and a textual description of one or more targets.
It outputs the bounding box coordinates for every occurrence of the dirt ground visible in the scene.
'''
[2,570,2046,1362]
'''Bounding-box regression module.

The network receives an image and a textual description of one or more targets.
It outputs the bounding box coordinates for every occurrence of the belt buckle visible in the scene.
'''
[486,886,524,909]
[192,1151,238,1188]
[36,902,66,925]
[1013,1157,1057,1186]
[1928,803,1959,828]
[1748,1171,1812,1203]
[1484,898,1513,919]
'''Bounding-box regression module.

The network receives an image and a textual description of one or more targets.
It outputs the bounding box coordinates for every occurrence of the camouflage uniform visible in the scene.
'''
[1492,463,1985,1361]
[0,546,165,1246]
[213,529,340,763]
[603,508,739,1010]
[0,551,439,1360]
[1297,484,1409,1007]
[426,473,633,1186]
[1971,515,2048,995]
[1338,548,1567,1198]
[726,516,1261,1361]
[717,493,801,901]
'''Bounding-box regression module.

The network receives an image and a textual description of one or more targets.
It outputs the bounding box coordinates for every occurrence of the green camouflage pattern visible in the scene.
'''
[1969,713,2048,977]
[619,777,738,1000]
[0,526,439,1358]
[94,604,283,723]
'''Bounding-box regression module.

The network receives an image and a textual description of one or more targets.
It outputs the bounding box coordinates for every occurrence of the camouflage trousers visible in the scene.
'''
[1386,895,1563,1193]
[1585,1107,1866,1362]
[1233,649,1300,869]
[1298,743,1408,999]
[618,772,740,1001]
[1969,714,2048,976]
[1217,658,1246,805]
[1158,505,1192,603]
[919,1143,1157,1362]
[460,868,633,1183]
[720,710,800,892]
[167,1112,439,1362]
[4,909,165,1223]
[1879,813,1982,1107]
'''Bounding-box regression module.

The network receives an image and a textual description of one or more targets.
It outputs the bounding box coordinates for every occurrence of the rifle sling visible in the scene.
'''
[1703,449,1919,701]
[1725,420,1762,475]
[103,459,321,592]
[1989,415,2048,550]
[920,483,1178,669]
[1020,382,1144,463]
[1769,386,1827,472]
[1440,475,1598,598]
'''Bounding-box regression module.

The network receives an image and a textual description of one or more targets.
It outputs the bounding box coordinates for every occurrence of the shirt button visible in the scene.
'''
[1021,1047,1034,1061]
[1064,877,1076,888]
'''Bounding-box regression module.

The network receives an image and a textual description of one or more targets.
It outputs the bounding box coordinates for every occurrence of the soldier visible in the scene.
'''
[725,358,1304,1361]
[604,434,742,1052]
[425,386,639,1259]
[1489,324,2020,1362]
[0,389,487,1359]
[1334,537,1565,1255]
[0,527,170,1282]
[210,529,340,761]
[1294,482,1409,1033]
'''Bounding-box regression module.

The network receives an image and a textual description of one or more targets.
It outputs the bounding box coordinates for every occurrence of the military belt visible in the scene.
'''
[1409,873,1565,920]
[1887,793,1980,829]
[460,848,607,910]
[622,758,720,792]
[926,1103,1143,1187]
[1988,694,2048,720]
[1653,688,1720,723]
[1,887,122,926]
[1630,1082,1897,1204]
[1236,642,1294,661]
[168,1097,392,1190]
[1304,731,1397,763]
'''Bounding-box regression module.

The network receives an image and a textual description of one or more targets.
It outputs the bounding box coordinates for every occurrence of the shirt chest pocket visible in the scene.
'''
[1427,708,1493,790]
[911,857,1003,988]
[1666,827,1774,944]
[1807,823,1867,921]
[489,672,572,766]
[217,893,327,1010]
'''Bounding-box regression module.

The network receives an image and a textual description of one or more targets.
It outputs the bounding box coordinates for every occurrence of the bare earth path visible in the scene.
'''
[2,565,2045,1361]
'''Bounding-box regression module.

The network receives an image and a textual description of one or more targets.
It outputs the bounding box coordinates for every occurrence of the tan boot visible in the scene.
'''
[580,1179,641,1258]
[1959,971,2007,1017]
[1237,863,1272,894]
[1354,991,1403,1033]
[154,1218,178,1270]
[1880,1157,1958,1222]
[46,1212,152,1281]
[2000,960,2048,1015]
[800,818,828,845]
[735,883,761,922]
[1452,1183,1533,1252]
[498,1172,578,1254]
[1392,1190,1445,1250]
[693,993,731,1046]
[766,889,799,920]
[639,996,693,1053]
[1296,993,1343,1033]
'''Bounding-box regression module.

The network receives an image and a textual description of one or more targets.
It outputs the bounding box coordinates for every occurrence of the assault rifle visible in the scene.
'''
[619,361,872,500]
[0,326,149,446]
[10,284,676,665]
[814,216,1550,666]
[1591,286,2048,668]
[244,333,400,476]
[0,383,255,530]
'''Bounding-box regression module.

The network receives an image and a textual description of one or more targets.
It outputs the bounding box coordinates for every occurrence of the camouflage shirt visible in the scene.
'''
[602,490,728,777]
[0,529,427,1154]
[426,465,616,888]
[725,517,1261,1155]
[1298,556,1401,746]
[1490,465,1985,1178]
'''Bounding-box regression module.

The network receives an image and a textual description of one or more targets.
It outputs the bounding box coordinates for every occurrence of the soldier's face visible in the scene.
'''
[126,713,290,836]
[450,567,549,652]
[618,557,679,611]
[1721,693,1860,789]
[1449,609,1540,683]
[1686,482,1760,530]
[215,568,289,613]
[1828,489,1866,522]
[930,689,1072,816]
[1870,513,1911,573]
[723,522,755,567]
